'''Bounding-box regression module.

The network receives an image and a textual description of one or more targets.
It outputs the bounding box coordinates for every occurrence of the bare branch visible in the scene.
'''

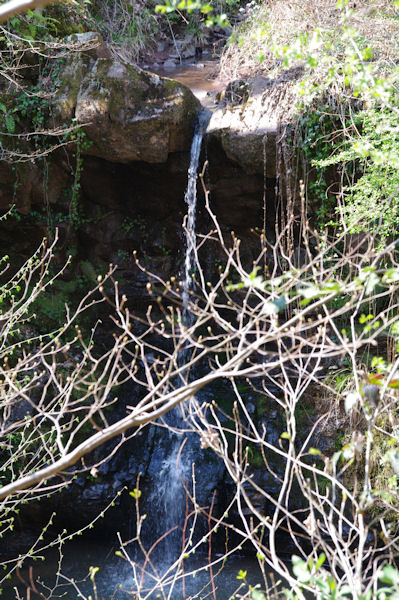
[0,0,64,22]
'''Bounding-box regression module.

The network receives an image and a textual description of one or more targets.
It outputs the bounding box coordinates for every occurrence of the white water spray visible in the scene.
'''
[182,109,210,319]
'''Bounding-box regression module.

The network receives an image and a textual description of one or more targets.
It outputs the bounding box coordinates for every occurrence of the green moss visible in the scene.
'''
[255,395,271,418]
[53,279,78,294]
[44,4,86,36]
[80,260,98,284]
[294,401,315,430]
[246,444,265,468]
[33,288,68,327]
[74,58,198,122]
[55,54,90,120]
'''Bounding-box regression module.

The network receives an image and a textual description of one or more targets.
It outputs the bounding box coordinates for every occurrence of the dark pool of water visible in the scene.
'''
[4,538,267,599]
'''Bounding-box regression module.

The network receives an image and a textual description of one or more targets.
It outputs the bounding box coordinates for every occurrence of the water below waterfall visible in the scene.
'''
[5,539,265,599]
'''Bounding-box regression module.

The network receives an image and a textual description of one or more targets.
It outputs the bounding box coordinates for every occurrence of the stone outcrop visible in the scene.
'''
[53,50,200,164]
[206,69,302,177]
[0,34,200,216]
[207,76,279,176]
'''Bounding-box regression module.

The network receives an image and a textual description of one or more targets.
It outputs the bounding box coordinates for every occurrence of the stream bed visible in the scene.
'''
[152,59,225,108]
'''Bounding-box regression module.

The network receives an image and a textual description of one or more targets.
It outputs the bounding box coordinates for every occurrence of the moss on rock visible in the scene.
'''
[54,52,200,163]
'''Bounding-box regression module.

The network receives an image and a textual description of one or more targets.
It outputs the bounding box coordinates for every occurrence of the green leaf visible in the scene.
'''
[327,575,338,593]
[200,3,213,14]
[309,447,322,456]
[283,590,297,600]
[297,282,320,300]
[129,488,142,499]
[359,313,374,324]
[380,564,399,586]
[315,553,326,570]
[256,553,265,562]
[292,555,311,583]
[315,578,330,594]
[236,570,247,580]
[251,590,266,600]
[5,115,15,134]
[384,269,399,284]
[340,584,352,595]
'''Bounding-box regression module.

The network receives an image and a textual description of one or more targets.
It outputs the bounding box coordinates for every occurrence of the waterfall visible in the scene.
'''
[147,109,210,562]
[182,109,211,319]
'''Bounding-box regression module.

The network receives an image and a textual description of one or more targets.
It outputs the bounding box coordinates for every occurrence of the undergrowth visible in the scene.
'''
[219,0,399,243]
[220,0,399,81]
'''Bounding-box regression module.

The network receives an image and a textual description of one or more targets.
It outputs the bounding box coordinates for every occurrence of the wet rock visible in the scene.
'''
[163,58,178,69]
[207,77,278,177]
[157,40,169,53]
[181,44,196,59]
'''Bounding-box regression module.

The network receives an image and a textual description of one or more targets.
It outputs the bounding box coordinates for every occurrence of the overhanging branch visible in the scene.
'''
[0,0,63,22]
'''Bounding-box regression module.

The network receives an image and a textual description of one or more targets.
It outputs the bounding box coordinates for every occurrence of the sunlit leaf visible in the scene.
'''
[389,450,399,476]
[292,555,311,583]
[368,373,383,383]
[251,590,266,600]
[380,564,399,586]
[309,447,322,456]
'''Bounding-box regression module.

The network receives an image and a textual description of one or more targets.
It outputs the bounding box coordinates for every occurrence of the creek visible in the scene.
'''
[152,59,225,109]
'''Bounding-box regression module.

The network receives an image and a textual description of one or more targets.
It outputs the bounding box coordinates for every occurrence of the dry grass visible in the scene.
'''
[219,0,399,82]
[88,0,162,63]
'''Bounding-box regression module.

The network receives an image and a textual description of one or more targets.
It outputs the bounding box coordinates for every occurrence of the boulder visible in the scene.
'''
[163,58,178,70]
[54,51,201,163]
[65,31,112,59]
[207,75,289,177]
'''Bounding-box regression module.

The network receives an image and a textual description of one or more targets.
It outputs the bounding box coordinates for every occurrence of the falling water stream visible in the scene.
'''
[149,108,211,560]
[182,109,211,320]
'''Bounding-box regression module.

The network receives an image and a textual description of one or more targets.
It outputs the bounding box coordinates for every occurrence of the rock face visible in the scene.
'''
[54,52,200,163]
[207,70,303,177]
[0,34,200,217]
[207,76,279,176]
